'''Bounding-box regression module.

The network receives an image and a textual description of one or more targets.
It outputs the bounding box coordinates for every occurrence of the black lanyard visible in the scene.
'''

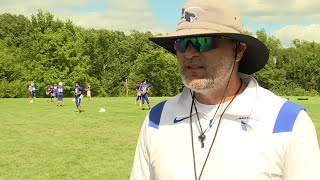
[189,79,242,180]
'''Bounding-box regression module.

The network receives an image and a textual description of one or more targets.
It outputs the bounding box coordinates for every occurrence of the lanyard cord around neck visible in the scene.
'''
[194,93,223,148]
[189,78,243,180]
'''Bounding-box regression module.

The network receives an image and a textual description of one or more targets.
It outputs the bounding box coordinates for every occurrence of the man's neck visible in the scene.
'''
[194,79,246,105]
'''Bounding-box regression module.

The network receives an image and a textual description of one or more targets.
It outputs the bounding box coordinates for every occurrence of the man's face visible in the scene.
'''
[176,38,236,93]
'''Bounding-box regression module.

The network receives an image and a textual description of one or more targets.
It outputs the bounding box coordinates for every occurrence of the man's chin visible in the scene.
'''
[183,79,211,92]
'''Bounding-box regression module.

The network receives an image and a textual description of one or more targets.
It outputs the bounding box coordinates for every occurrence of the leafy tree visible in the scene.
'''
[131,48,183,97]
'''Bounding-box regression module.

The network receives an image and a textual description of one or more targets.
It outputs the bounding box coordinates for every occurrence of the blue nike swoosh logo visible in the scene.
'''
[173,116,189,123]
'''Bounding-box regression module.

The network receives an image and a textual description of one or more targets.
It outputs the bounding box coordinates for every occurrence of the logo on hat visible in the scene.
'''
[182,6,202,23]
[185,11,197,22]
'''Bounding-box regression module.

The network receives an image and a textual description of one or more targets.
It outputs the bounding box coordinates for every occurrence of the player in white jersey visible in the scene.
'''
[85,84,92,101]
[56,82,64,107]
[130,0,320,179]
[28,82,36,102]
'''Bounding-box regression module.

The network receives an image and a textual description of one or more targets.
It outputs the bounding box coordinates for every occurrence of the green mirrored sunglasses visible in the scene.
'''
[174,36,234,53]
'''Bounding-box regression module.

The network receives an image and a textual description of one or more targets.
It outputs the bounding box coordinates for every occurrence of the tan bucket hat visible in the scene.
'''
[149,0,269,74]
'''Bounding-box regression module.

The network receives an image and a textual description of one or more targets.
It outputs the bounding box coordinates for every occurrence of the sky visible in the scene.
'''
[0,0,319,47]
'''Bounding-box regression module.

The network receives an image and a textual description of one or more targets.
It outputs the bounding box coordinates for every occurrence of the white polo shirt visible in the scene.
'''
[130,74,320,180]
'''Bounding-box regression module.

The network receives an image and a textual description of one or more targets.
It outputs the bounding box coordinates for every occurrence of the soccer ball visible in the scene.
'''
[30,100,34,103]
[99,108,106,112]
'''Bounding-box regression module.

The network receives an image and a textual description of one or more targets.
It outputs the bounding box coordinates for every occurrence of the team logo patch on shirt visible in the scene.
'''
[237,116,257,132]
[241,121,251,131]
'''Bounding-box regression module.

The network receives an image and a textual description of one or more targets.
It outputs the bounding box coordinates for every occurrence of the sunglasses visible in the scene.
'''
[174,36,233,53]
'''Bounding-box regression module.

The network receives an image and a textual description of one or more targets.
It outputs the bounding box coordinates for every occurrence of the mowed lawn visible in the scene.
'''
[0,96,319,179]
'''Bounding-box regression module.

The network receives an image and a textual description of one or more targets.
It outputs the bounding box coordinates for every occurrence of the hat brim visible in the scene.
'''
[149,31,269,74]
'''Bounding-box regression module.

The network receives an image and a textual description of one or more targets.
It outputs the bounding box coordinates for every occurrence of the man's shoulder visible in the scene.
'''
[147,93,187,129]
[256,86,285,104]
[149,93,184,113]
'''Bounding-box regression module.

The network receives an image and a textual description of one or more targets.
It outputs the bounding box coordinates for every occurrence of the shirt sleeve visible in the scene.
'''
[130,118,155,180]
[282,111,320,180]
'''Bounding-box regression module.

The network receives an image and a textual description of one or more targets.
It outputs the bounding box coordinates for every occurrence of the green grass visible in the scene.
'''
[0,97,169,180]
[285,96,320,143]
[0,96,319,179]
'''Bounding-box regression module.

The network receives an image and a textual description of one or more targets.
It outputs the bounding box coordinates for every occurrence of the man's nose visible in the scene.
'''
[184,43,200,58]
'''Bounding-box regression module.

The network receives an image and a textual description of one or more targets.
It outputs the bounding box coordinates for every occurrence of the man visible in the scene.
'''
[73,82,83,113]
[139,79,151,110]
[45,84,53,102]
[28,82,36,102]
[56,82,64,107]
[85,84,92,101]
[135,81,142,106]
[130,0,320,179]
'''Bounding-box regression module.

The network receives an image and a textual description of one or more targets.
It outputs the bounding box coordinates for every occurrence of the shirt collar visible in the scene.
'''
[224,73,257,116]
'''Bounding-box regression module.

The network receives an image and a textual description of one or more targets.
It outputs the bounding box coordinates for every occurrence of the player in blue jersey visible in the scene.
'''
[53,83,58,101]
[135,81,142,106]
[139,79,151,110]
[72,81,83,113]
[46,84,53,102]
[56,82,64,107]
[28,82,36,102]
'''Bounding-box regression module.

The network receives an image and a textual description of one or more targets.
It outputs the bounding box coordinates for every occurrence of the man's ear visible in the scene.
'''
[235,43,247,62]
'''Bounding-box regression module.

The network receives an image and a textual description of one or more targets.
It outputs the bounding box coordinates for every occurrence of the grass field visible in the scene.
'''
[0,96,319,179]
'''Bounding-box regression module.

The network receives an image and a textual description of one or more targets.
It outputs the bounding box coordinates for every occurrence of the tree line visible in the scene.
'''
[0,10,319,98]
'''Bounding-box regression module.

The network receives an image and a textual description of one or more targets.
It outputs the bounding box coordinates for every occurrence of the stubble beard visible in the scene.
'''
[180,56,234,95]
[180,71,224,94]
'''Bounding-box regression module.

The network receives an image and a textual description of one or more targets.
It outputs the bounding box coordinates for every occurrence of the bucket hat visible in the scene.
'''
[149,0,269,74]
